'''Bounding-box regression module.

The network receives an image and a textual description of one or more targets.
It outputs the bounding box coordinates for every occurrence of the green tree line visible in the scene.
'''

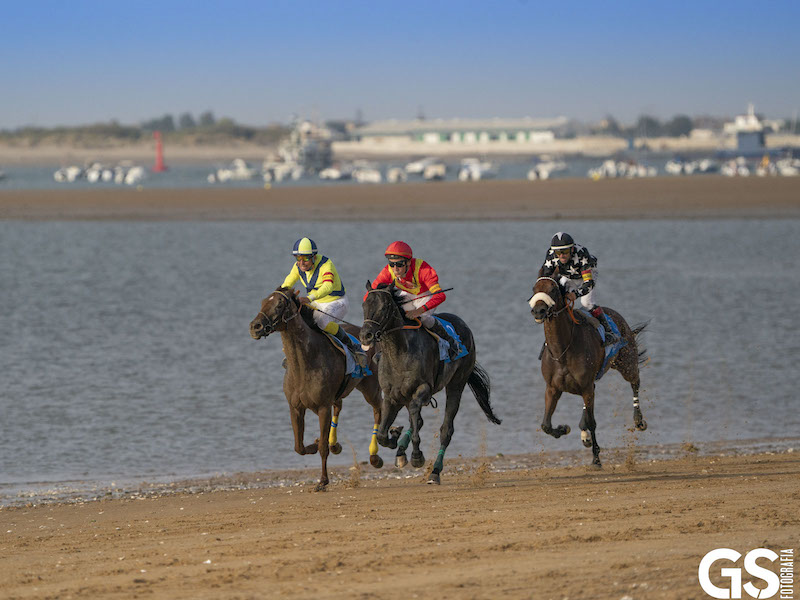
[0,112,290,146]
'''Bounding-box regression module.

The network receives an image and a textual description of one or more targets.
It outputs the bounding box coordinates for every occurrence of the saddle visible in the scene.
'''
[323,332,372,379]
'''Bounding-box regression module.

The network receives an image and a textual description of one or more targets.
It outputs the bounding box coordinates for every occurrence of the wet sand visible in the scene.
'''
[1,450,797,599]
[1,176,799,221]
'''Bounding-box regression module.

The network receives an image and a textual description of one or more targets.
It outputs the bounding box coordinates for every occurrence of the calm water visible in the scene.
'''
[2,219,799,498]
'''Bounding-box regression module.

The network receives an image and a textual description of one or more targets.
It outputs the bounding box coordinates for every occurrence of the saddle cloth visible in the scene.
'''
[325,332,372,379]
[425,316,469,364]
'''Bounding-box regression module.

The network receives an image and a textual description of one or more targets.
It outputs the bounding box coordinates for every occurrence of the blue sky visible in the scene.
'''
[2,0,799,128]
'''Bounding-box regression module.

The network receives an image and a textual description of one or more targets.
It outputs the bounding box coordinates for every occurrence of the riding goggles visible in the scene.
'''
[295,254,314,262]
[553,249,571,256]
[388,259,408,268]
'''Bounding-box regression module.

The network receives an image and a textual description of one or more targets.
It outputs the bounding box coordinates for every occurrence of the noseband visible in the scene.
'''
[530,277,570,320]
[258,290,299,334]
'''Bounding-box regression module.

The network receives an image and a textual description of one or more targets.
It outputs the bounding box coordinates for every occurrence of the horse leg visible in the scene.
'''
[368,404,384,468]
[328,402,342,455]
[631,381,647,431]
[409,384,430,469]
[315,405,332,491]
[290,405,316,456]
[428,383,464,485]
[541,385,570,438]
[377,399,402,448]
[395,413,412,468]
[580,390,601,468]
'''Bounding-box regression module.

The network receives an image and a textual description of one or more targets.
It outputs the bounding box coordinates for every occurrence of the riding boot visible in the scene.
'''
[427,320,461,361]
[334,327,368,369]
[591,307,618,347]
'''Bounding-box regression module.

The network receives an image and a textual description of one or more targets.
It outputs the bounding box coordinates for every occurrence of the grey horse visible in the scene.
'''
[360,282,501,484]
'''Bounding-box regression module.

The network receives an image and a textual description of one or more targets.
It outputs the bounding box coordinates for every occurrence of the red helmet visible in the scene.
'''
[384,241,413,259]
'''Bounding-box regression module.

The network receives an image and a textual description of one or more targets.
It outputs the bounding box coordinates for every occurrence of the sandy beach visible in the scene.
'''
[1,449,797,600]
[1,176,799,221]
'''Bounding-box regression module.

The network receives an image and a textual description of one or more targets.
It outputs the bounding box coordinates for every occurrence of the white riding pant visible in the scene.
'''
[310,295,349,330]
[397,290,438,327]
[559,269,598,310]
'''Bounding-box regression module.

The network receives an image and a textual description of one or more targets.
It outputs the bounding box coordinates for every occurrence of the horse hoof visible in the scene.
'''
[411,454,426,469]
[636,419,648,431]
[589,462,602,470]
[330,442,342,455]
[427,473,441,485]
[370,455,384,469]
[581,430,592,448]
[395,454,407,468]
[564,425,571,435]
[314,482,328,492]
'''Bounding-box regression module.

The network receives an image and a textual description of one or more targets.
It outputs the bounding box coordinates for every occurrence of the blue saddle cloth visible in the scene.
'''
[596,314,626,381]
[328,332,372,379]
[432,316,469,364]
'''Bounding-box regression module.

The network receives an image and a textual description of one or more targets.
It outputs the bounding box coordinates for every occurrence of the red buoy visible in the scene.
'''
[152,130,167,172]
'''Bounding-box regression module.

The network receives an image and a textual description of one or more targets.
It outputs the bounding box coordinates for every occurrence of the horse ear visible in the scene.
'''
[292,289,299,297]
[365,280,371,291]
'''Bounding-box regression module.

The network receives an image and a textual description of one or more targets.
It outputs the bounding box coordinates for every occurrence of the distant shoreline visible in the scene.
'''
[1,176,799,221]
[2,133,799,166]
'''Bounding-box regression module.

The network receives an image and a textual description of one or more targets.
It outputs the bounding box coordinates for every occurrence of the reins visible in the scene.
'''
[259,290,299,333]
[364,287,424,340]
[533,277,579,361]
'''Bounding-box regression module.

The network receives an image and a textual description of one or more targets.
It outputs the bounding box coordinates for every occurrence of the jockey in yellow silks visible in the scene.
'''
[281,237,366,367]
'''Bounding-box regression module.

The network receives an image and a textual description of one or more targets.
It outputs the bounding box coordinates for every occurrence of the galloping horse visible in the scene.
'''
[529,276,648,467]
[250,287,388,491]
[360,282,501,484]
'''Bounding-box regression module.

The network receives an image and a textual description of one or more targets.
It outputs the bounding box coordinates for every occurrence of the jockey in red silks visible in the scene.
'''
[365,240,461,360]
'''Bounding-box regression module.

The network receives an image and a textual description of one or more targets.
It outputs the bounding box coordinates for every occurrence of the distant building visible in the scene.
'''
[722,103,781,135]
[352,117,569,146]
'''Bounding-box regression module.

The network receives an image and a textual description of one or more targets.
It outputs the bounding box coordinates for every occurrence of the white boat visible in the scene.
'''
[405,157,439,175]
[588,160,656,180]
[211,158,257,183]
[53,165,84,183]
[353,166,382,183]
[527,159,567,180]
[319,163,354,181]
[386,167,407,183]
[458,158,497,181]
[423,163,447,180]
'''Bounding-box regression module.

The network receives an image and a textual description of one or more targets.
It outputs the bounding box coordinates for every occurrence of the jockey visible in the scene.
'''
[281,237,367,367]
[365,240,461,360]
[538,232,618,346]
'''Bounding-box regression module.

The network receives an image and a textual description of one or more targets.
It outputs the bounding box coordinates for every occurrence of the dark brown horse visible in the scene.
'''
[249,287,388,490]
[529,276,648,467]
[360,282,501,484]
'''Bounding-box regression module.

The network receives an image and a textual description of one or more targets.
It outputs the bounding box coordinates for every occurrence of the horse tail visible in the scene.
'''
[631,320,650,366]
[468,363,502,425]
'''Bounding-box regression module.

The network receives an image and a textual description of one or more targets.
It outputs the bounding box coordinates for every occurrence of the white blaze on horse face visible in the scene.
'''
[529,292,555,310]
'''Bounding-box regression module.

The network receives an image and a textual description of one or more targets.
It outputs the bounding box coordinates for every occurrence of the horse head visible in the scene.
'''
[360,280,403,348]
[528,276,565,324]
[249,287,301,339]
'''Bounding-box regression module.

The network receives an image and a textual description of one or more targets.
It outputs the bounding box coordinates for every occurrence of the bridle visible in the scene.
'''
[257,290,299,334]
[363,288,421,340]
[531,277,575,362]
[531,276,573,320]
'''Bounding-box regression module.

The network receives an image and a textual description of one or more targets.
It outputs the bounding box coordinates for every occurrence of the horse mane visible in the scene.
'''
[276,286,317,329]
[374,282,413,322]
